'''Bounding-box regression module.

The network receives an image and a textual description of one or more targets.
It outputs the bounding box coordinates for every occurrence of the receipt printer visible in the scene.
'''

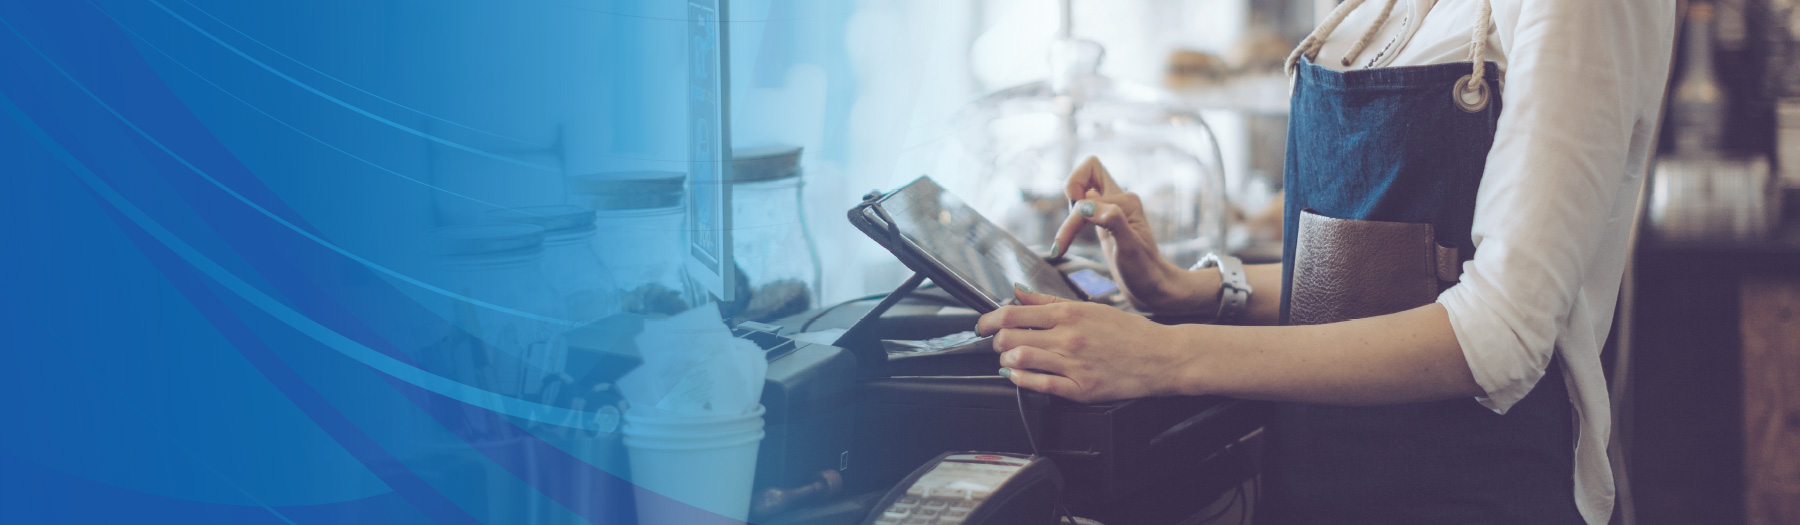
[734,321,860,516]
[861,452,1064,525]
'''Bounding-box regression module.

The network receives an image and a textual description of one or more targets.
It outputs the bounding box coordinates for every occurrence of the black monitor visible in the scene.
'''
[685,0,734,301]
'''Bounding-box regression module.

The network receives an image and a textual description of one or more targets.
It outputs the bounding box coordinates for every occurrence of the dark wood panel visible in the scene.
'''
[1629,250,1745,525]
[1742,277,1800,525]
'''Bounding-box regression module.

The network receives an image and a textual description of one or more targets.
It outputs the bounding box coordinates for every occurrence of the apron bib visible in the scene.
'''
[1262,1,1581,522]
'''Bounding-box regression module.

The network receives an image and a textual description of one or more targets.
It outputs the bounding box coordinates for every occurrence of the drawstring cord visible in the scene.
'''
[1284,0,1368,77]
[1467,0,1492,82]
[1341,0,1400,67]
[1453,0,1495,111]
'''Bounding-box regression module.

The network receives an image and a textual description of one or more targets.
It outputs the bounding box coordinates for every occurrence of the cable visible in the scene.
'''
[1248,474,1260,525]
[1014,385,1040,455]
[1223,485,1246,525]
[797,291,888,332]
[1191,484,1243,525]
[1231,481,1245,525]
[795,282,957,333]
[1232,486,1245,524]
[1018,383,1077,524]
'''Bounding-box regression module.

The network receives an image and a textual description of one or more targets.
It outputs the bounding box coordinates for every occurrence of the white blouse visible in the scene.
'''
[1307,0,1675,523]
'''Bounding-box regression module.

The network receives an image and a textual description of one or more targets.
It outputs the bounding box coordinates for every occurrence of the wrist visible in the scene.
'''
[1165,324,1222,397]
[1151,262,1222,317]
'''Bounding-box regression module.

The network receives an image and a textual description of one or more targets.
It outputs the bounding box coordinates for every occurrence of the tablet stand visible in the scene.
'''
[835,272,928,377]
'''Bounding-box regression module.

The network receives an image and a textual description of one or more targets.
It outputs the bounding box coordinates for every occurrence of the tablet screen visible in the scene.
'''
[874,177,1081,308]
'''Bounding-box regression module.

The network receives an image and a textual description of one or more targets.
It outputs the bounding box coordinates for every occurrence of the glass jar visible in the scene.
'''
[467,211,631,525]
[486,205,619,325]
[569,171,695,316]
[936,38,1229,269]
[728,145,823,322]
[428,224,567,399]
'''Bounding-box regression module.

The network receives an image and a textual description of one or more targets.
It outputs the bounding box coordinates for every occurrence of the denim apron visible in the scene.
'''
[1261,1,1582,522]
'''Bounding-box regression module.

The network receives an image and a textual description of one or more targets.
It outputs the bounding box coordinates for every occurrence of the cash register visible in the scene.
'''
[728,176,1266,524]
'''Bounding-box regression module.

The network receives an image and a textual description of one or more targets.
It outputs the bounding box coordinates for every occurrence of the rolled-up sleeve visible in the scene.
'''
[1437,0,1656,414]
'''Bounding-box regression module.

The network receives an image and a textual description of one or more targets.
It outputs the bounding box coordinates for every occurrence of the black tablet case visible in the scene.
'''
[847,176,1082,313]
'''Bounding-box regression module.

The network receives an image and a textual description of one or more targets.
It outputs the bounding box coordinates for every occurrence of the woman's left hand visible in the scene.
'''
[976,285,1197,403]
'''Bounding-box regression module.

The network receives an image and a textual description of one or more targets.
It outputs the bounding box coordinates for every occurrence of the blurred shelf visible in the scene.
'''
[1171,73,1292,115]
[1643,225,1800,255]
[1642,190,1800,257]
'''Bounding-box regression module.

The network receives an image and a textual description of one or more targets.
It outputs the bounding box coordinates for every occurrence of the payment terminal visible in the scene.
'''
[861,452,1064,525]
[744,175,1267,525]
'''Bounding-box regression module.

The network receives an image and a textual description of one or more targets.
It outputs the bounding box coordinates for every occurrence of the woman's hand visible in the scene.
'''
[1050,156,1215,316]
[976,285,1199,403]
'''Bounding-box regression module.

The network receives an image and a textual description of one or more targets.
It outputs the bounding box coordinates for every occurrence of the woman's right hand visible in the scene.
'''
[1050,156,1217,316]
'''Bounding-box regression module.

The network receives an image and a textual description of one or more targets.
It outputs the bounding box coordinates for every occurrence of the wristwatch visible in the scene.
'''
[1192,253,1251,324]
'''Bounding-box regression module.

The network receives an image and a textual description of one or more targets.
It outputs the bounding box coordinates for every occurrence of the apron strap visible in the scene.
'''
[1283,0,1371,77]
[1436,244,1462,282]
[1454,0,1495,112]
[1285,0,1497,113]
[1341,0,1401,68]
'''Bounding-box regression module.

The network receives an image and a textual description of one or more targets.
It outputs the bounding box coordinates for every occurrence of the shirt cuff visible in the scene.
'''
[1438,284,1549,415]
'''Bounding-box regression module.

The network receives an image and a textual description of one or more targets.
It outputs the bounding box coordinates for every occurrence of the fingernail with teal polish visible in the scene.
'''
[1014,282,1035,294]
[1049,241,1062,258]
[1078,201,1096,218]
[998,367,1011,378]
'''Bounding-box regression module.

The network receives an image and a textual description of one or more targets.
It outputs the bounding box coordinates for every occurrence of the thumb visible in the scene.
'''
[1012,282,1074,305]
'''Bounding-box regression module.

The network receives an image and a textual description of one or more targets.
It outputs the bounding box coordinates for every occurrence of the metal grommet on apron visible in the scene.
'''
[1455,73,1491,112]
[1265,0,1583,523]
[1285,0,1496,114]
[1453,0,1495,112]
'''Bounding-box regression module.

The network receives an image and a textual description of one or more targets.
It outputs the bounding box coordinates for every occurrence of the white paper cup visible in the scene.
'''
[622,405,765,524]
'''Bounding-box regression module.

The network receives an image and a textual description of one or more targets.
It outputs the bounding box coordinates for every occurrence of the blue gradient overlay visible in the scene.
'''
[0,0,853,523]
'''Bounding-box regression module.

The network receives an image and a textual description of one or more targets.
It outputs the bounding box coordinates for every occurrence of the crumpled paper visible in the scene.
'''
[616,303,766,415]
[883,330,991,356]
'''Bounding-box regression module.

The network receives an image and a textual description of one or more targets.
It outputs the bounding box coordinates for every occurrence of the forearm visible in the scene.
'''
[1170,262,1284,325]
[1169,302,1484,405]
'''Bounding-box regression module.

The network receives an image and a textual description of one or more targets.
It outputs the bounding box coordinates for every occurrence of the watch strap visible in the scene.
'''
[1193,253,1251,324]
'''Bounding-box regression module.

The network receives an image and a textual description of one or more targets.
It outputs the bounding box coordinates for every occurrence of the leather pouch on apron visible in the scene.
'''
[1289,209,1461,326]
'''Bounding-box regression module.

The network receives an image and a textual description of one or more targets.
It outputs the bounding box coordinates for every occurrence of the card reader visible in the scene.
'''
[861,452,1064,525]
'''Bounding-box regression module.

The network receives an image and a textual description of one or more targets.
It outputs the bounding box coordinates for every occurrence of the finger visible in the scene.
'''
[992,328,1062,354]
[1052,186,1150,259]
[976,304,1062,336]
[1085,188,1145,216]
[999,346,1077,376]
[1010,282,1075,305]
[1014,287,1073,305]
[1084,191,1159,255]
[1072,196,1142,247]
[1051,189,1128,257]
[1064,156,1113,203]
[1002,367,1082,399]
[1049,207,1090,259]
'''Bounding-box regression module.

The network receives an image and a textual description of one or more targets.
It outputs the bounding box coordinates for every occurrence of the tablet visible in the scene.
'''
[850,176,1084,312]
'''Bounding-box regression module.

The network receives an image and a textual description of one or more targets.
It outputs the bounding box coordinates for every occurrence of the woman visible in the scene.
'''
[976,0,1674,522]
